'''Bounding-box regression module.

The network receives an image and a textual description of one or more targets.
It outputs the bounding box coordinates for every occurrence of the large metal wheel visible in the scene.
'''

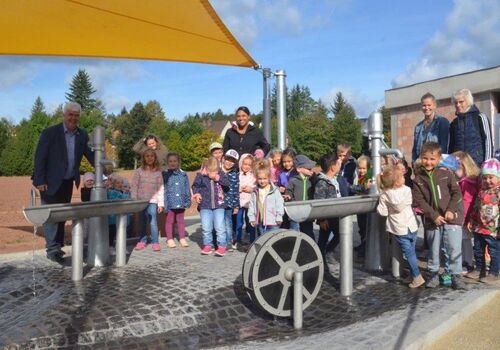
[242,230,323,317]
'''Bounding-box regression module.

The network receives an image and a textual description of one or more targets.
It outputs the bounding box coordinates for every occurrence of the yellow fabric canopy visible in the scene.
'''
[0,0,257,67]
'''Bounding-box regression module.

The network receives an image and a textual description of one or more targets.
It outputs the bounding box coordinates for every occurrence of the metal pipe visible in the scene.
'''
[262,68,272,144]
[116,214,127,267]
[339,215,353,296]
[391,235,403,279]
[275,69,287,150]
[379,148,404,159]
[72,219,84,281]
[293,270,303,330]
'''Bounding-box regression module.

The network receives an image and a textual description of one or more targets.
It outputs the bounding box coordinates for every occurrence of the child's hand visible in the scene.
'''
[279,186,286,193]
[233,208,239,215]
[200,168,208,175]
[282,194,291,201]
[157,206,164,214]
[250,221,256,227]
[365,179,372,189]
[319,220,329,231]
[444,211,455,222]
[192,193,202,204]
[434,215,446,226]
[466,221,473,231]
[242,185,253,193]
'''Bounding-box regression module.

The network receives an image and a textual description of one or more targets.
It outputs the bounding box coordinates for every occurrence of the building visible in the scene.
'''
[201,119,232,139]
[385,65,500,159]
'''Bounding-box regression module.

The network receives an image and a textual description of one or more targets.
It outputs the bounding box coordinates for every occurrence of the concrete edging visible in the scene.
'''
[406,289,499,350]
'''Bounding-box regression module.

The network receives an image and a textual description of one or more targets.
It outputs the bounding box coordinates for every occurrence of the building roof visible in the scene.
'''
[202,119,232,137]
[385,65,500,109]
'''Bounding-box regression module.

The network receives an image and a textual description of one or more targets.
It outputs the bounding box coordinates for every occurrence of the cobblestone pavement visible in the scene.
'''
[0,220,495,350]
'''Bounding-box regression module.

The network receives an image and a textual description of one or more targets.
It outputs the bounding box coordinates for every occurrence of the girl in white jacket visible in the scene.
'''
[377,165,425,288]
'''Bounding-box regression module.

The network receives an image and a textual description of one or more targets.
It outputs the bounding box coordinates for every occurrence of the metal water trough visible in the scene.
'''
[23,199,149,281]
[285,195,379,297]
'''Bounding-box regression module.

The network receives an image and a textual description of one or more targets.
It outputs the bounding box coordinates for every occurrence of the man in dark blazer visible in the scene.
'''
[33,102,94,263]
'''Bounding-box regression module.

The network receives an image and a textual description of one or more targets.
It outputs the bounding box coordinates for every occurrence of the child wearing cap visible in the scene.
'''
[209,142,224,164]
[284,154,317,239]
[466,158,500,285]
[222,149,240,251]
[81,172,95,202]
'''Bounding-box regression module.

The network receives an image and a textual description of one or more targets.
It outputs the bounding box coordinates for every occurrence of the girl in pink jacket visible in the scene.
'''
[235,154,256,246]
[453,151,481,272]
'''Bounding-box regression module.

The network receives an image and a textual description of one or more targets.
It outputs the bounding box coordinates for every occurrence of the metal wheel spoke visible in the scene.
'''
[267,246,285,266]
[297,259,322,273]
[302,286,312,300]
[258,274,282,288]
[290,236,302,263]
[277,285,290,311]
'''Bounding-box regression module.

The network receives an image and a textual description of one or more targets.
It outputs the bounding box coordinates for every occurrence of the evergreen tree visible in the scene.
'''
[331,104,362,155]
[180,129,221,170]
[116,102,151,169]
[288,84,318,120]
[31,96,46,116]
[0,118,12,162]
[330,92,349,116]
[65,69,98,112]
[288,113,334,161]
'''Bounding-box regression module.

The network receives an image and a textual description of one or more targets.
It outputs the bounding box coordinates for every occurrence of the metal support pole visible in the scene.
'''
[116,214,127,267]
[293,270,303,330]
[72,219,84,281]
[262,68,272,144]
[88,126,111,267]
[339,215,353,296]
[391,235,403,279]
[275,70,287,150]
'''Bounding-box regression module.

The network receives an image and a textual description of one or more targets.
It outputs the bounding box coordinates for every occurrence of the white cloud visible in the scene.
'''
[0,57,36,88]
[102,95,132,112]
[321,87,381,118]
[393,0,500,87]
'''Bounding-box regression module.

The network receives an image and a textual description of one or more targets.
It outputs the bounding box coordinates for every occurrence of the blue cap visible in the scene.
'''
[438,154,459,172]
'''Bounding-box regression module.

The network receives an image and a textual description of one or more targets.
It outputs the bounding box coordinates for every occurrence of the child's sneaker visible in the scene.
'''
[179,238,189,248]
[215,246,226,257]
[135,242,146,250]
[409,275,425,288]
[201,245,212,255]
[166,239,177,248]
[152,243,161,251]
[451,275,467,290]
[426,274,440,288]
[226,245,234,252]
[440,274,452,287]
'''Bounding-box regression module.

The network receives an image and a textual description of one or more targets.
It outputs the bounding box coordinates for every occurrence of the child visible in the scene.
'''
[278,147,297,194]
[467,158,499,284]
[453,151,481,273]
[209,142,224,164]
[235,153,256,247]
[377,165,425,288]
[351,155,372,257]
[81,172,95,202]
[337,144,357,185]
[268,148,283,186]
[163,152,191,249]
[284,154,317,239]
[254,148,265,159]
[221,149,240,251]
[412,142,466,289]
[248,159,284,235]
[314,153,349,258]
[192,157,230,256]
[108,175,126,253]
[131,149,164,251]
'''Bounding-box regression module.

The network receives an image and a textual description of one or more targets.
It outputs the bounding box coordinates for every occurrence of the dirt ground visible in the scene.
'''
[0,171,199,254]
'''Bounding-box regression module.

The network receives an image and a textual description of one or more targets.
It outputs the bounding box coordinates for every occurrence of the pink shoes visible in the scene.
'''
[215,246,226,257]
[201,245,212,255]
[135,242,146,250]
[152,243,161,251]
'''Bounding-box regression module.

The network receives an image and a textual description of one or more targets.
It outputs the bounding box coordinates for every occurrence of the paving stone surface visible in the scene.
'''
[0,222,494,350]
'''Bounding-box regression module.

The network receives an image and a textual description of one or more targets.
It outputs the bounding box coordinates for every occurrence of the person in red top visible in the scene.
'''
[467,158,500,285]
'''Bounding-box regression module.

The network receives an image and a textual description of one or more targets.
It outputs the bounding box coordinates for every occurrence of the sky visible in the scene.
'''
[0,0,499,124]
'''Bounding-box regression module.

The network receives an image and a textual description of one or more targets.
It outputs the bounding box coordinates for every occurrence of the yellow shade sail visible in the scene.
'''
[0,0,257,67]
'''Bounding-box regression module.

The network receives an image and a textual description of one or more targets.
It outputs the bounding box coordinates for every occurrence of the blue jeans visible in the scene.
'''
[426,224,462,275]
[236,208,255,243]
[138,203,159,244]
[224,209,234,247]
[394,230,421,278]
[201,209,226,248]
[257,223,278,235]
[290,220,314,240]
[473,233,499,276]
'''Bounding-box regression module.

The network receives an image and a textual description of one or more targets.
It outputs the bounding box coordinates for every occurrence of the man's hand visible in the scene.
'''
[434,215,446,226]
[444,211,455,222]
[36,184,48,192]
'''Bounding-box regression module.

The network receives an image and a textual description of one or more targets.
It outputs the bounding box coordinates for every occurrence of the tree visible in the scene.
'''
[330,92,349,116]
[180,129,221,170]
[116,102,151,169]
[288,113,334,161]
[287,84,318,120]
[65,69,98,112]
[31,96,45,116]
[331,104,362,155]
[144,100,170,143]
[0,118,13,161]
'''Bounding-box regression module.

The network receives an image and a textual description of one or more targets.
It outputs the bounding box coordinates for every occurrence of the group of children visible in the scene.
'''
[377,141,499,288]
